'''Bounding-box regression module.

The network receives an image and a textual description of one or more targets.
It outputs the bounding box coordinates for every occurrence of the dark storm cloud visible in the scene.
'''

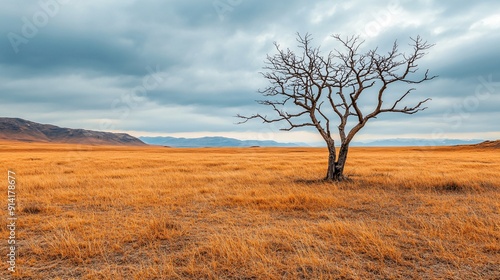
[0,0,499,141]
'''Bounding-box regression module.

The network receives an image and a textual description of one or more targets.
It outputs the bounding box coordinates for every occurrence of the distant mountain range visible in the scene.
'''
[351,138,484,147]
[139,136,301,147]
[0,117,491,148]
[0,118,145,146]
[140,136,486,147]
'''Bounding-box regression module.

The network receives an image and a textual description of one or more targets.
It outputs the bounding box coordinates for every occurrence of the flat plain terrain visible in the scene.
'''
[0,141,499,279]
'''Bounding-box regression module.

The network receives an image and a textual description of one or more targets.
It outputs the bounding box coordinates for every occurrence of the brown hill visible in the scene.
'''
[471,140,500,148]
[0,118,146,146]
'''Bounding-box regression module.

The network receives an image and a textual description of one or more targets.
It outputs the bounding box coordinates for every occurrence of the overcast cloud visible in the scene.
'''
[1,0,499,144]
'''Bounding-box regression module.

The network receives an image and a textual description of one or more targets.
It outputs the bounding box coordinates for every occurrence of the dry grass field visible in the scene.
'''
[0,141,499,279]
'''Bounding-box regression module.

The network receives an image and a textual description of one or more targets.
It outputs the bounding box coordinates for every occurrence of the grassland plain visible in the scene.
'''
[0,141,499,279]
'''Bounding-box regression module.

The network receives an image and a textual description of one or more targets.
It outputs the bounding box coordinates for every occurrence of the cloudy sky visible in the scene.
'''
[1,0,499,144]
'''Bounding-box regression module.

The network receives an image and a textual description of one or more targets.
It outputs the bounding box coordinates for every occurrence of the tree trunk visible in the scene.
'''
[325,142,349,181]
[336,143,349,179]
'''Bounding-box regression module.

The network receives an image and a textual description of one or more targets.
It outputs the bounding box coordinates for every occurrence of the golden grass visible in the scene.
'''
[0,141,499,279]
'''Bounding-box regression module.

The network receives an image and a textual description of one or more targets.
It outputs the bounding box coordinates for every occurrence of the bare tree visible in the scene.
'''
[238,33,436,181]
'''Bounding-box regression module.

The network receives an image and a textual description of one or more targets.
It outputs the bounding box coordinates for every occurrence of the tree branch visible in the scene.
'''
[238,32,435,149]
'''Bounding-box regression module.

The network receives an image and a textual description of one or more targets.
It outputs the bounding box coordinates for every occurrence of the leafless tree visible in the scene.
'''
[238,33,436,181]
